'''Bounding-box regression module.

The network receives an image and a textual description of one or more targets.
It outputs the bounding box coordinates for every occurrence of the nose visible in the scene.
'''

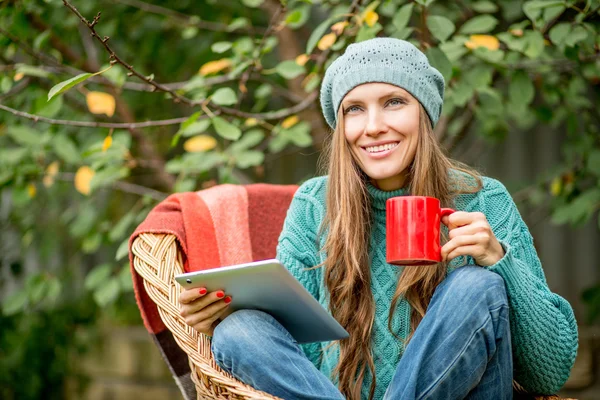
[364,108,388,137]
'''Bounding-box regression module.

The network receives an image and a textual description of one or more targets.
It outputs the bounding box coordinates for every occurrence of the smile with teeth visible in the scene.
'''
[364,142,399,153]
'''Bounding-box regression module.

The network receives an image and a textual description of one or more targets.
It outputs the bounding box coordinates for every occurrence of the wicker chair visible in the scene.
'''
[132,232,280,399]
[130,184,570,400]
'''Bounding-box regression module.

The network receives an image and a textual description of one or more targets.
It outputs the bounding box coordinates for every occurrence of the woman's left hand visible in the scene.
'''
[441,211,505,267]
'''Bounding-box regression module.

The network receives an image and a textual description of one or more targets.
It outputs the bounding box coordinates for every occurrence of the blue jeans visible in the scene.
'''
[211,266,513,399]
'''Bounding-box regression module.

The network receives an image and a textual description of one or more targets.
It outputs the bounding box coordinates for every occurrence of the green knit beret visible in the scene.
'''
[320,37,445,129]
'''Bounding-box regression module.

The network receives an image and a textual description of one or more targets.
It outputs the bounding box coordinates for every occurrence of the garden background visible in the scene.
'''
[1,0,599,398]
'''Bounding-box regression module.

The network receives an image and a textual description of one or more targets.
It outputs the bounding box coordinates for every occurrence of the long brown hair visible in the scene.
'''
[319,103,482,400]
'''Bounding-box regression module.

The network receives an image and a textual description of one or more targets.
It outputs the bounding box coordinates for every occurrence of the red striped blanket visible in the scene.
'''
[128,183,298,398]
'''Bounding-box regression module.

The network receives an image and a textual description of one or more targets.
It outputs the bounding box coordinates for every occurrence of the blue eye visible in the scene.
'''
[387,98,406,107]
[344,105,362,114]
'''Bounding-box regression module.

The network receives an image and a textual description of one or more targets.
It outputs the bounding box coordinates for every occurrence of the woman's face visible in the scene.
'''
[341,82,420,191]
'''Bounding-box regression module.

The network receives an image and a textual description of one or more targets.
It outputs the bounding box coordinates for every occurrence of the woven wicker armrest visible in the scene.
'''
[131,232,280,400]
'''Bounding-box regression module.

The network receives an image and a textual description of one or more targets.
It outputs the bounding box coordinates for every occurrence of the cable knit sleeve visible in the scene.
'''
[476,178,578,394]
[276,177,327,368]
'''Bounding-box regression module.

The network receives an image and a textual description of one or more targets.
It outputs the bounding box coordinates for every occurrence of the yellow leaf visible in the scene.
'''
[295,54,310,67]
[43,161,59,188]
[331,21,349,35]
[75,166,95,196]
[317,33,337,51]
[102,136,113,152]
[199,59,231,76]
[14,72,24,81]
[364,10,379,27]
[464,35,500,51]
[27,183,36,198]
[46,161,60,177]
[184,135,217,152]
[86,91,116,117]
[282,115,299,129]
[245,118,258,127]
[550,177,562,197]
[510,29,524,37]
[43,175,54,188]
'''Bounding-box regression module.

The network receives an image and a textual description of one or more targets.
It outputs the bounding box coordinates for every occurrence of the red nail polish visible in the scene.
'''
[216,291,225,298]
[199,288,207,295]
[224,296,232,304]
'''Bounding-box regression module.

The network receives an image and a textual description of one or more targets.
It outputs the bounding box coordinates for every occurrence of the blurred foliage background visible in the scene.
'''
[1,0,599,398]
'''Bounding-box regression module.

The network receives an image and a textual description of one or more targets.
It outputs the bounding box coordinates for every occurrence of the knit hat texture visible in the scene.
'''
[320,37,445,129]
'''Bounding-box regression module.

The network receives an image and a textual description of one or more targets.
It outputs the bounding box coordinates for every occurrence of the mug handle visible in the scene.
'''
[440,208,455,219]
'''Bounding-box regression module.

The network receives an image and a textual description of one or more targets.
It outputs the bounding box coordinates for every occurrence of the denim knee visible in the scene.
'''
[435,266,508,308]
[211,309,273,365]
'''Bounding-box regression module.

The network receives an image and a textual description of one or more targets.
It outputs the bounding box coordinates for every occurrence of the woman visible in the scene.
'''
[178,38,578,400]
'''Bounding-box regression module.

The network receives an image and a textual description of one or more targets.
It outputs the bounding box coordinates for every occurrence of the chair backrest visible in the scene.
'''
[130,183,298,399]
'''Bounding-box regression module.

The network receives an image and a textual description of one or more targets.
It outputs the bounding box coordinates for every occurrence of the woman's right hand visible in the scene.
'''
[179,288,232,336]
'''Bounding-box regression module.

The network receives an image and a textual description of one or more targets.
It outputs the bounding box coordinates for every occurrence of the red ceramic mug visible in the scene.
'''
[386,196,455,266]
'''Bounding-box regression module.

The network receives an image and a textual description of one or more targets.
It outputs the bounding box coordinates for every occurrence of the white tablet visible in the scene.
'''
[174,259,349,344]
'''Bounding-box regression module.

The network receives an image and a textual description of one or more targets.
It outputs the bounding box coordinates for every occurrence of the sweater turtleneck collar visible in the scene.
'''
[366,181,409,212]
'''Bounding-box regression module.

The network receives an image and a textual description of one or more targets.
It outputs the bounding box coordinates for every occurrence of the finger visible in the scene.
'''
[448,222,490,240]
[184,296,231,327]
[446,245,485,263]
[180,290,226,316]
[179,286,208,304]
[445,211,485,229]
[441,235,480,260]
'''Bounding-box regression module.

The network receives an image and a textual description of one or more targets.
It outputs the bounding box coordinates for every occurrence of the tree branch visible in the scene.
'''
[113,0,266,35]
[56,173,167,201]
[236,2,286,106]
[62,0,318,121]
[0,103,201,128]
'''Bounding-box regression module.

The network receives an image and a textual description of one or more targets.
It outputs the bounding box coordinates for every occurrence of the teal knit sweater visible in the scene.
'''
[276,175,578,399]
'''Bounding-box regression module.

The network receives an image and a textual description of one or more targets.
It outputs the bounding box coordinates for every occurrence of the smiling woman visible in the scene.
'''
[341,84,421,190]
[181,37,579,400]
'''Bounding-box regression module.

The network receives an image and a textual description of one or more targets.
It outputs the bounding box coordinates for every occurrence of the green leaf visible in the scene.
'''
[94,278,120,307]
[48,72,92,101]
[356,23,382,42]
[523,1,564,23]
[393,3,414,31]
[108,210,136,242]
[119,264,133,291]
[242,0,264,7]
[509,71,535,106]
[211,87,238,106]
[36,95,63,118]
[52,134,80,164]
[84,263,112,290]
[564,26,588,47]
[181,119,212,137]
[459,15,498,34]
[235,150,264,169]
[426,47,452,82]
[471,1,498,13]
[285,5,310,29]
[211,41,232,53]
[275,60,305,79]
[212,117,242,140]
[229,129,264,154]
[15,64,51,79]
[587,150,600,175]
[427,16,455,42]
[524,30,545,58]
[228,17,250,32]
[549,23,571,45]
[3,291,28,316]
[306,17,338,54]
[115,238,130,261]
[284,121,312,147]
[255,84,272,99]
[6,125,43,147]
